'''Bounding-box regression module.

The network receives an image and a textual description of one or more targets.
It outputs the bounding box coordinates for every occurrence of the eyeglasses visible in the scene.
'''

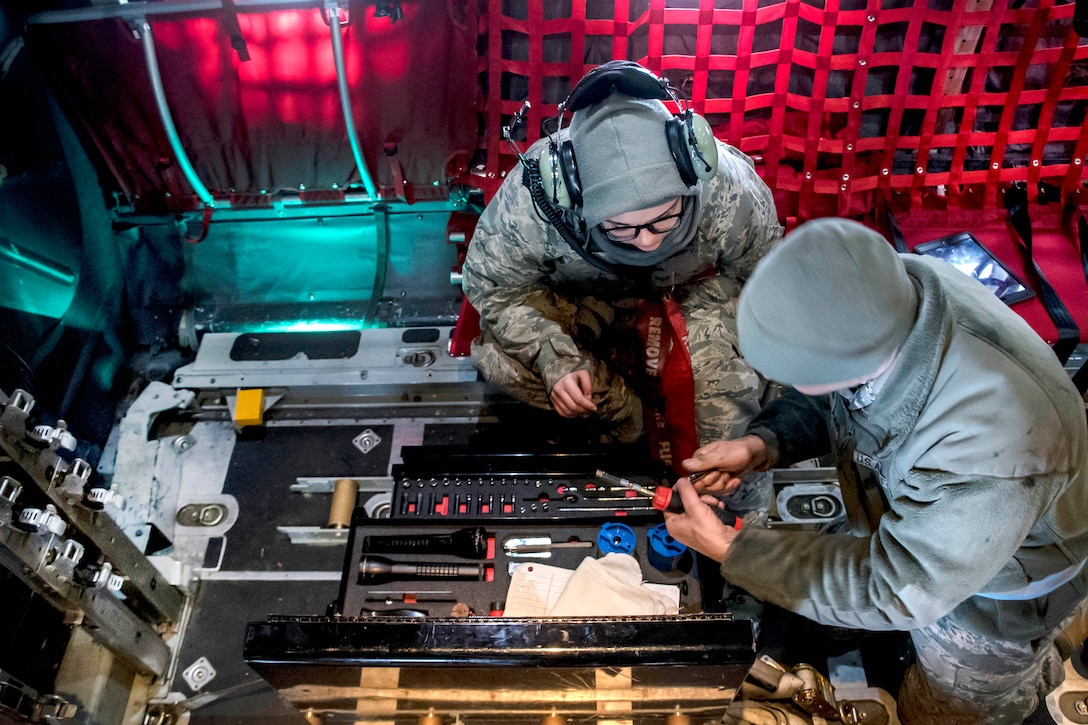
[600,199,685,242]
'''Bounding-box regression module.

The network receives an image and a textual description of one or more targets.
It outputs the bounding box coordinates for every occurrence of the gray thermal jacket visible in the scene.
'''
[724,254,1088,641]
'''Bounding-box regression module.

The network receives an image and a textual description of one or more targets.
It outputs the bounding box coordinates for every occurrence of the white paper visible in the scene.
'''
[502,562,574,616]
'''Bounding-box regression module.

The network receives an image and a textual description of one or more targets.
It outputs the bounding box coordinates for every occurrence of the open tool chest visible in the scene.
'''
[243,447,759,715]
[336,448,730,624]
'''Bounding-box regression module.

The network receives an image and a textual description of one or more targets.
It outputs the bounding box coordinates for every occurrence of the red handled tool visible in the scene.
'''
[594,470,741,530]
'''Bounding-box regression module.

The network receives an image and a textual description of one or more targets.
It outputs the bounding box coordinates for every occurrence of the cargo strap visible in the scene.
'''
[638,293,698,476]
[1004,182,1082,368]
[1074,204,1088,394]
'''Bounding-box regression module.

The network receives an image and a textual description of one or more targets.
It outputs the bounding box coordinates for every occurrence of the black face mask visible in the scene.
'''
[587,191,703,268]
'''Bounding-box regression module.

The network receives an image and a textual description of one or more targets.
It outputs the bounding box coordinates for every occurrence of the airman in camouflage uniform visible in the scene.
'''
[461,74,782,511]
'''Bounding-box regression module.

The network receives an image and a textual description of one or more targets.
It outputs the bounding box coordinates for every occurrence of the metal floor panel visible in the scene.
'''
[180,580,343,724]
[178,413,490,724]
[215,423,394,573]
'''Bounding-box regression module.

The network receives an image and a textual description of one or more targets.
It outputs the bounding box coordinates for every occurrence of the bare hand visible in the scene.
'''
[663,479,738,563]
[549,370,597,418]
[681,435,770,496]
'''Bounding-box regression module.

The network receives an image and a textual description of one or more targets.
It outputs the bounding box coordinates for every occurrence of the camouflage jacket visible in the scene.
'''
[461,137,782,390]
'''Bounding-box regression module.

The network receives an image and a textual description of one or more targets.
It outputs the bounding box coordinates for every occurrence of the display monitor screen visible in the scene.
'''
[913,232,1035,305]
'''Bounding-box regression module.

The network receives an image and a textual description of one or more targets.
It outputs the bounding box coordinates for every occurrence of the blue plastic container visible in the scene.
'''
[596,522,637,555]
[647,523,688,572]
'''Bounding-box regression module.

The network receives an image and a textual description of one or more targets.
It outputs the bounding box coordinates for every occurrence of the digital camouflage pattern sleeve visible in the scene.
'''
[460,155,596,392]
[703,143,782,282]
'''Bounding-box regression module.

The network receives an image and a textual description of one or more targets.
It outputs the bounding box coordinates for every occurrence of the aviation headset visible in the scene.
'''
[538,60,720,211]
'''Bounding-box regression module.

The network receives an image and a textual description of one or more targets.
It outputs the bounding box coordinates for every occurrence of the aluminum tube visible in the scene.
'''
[326,0,378,199]
[139,20,216,207]
[0,236,76,285]
[327,477,357,529]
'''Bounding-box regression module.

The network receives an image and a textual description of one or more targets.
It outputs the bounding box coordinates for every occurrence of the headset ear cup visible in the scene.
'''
[665,116,698,186]
[540,142,573,209]
[687,112,719,182]
[558,140,583,209]
[666,112,719,185]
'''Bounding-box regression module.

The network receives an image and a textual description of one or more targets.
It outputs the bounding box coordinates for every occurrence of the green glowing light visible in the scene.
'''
[0,237,79,319]
[252,319,385,333]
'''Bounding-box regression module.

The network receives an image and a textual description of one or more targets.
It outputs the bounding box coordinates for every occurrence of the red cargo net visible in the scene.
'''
[474,0,1088,223]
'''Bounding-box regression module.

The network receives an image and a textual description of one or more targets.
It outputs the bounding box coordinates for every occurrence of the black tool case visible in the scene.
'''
[242,448,758,721]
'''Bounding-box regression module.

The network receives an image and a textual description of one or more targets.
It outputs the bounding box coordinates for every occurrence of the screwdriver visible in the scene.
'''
[594,470,741,530]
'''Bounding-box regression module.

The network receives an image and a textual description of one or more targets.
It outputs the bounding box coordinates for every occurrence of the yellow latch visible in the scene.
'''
[234,388,265,427]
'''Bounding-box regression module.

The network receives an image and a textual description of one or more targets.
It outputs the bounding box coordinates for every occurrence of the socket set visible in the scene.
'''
[389,447,671,523]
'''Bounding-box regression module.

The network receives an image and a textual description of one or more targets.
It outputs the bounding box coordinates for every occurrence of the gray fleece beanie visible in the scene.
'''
[568,94,692,228]
[736,218,919,387]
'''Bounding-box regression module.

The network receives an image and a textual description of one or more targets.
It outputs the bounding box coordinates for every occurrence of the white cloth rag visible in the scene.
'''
[548,553,679,616]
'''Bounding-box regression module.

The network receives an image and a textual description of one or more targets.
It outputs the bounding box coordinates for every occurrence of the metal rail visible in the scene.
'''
[0,520,172,677]
[366,204,391,323]
[0,390,186,626]
[26,0,327,25]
